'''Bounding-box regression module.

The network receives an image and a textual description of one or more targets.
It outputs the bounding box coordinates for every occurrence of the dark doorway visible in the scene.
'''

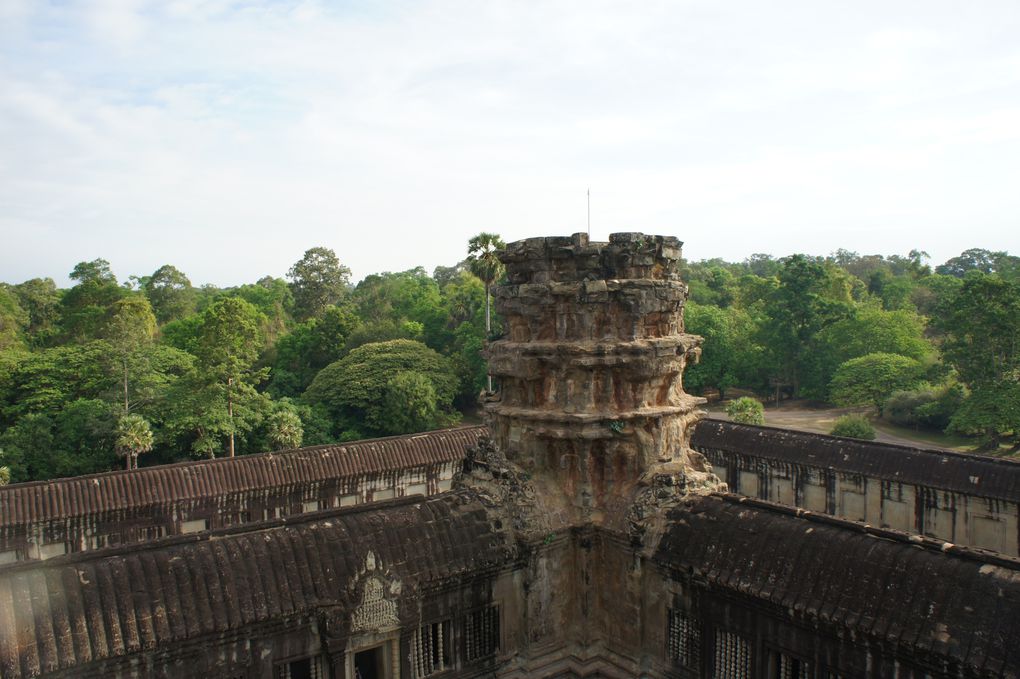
[353,645,384,679]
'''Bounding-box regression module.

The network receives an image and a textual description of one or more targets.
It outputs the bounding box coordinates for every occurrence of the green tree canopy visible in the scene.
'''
[757,255,853,397]
[0,285,28,351]
[266,408,304,450]
[61,260,127,342]
[683,303,764,397]
[144,265,197,324]
[103,296,158,413]
[11,278,60,343]
[304,339,459,438]
[70,258,116,285]
[802,306,933,401]
[933,272,1020,448]
[830,414,876,440]
[467,232,505,392]
[268,303,360,398]
[115,413,154,470]
[288,247,351,321]
[726,397,765,425]
[829,353,924,415]
[185,297,269,457]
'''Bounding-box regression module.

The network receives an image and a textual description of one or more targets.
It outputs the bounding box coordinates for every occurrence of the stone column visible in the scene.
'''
[485,233,714,528]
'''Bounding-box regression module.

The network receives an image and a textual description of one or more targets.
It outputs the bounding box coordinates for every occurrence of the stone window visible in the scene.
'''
[412,620,451,677]
[464,604,500,661]
[38,542,67,560]
[766,648,810,679]
[180,518,209,534]
[714,631,751,679]
[275,656,323,679]
[667,607,700,669]
[881,481,904,502]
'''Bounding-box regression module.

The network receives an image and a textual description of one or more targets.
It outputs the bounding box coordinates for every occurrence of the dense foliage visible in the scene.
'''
[1,242,1018,484]
[681,247,1020,453]
[0,241,493,483]
[830,414,877,440]
[725,397,765,425]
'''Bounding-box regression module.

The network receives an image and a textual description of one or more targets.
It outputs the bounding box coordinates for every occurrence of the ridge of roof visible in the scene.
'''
[0,426,486,527]
[707,492,1020,572]
[692,419,1020,501]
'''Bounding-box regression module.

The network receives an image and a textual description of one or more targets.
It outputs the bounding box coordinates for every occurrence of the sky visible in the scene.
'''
[1,1,1019,287]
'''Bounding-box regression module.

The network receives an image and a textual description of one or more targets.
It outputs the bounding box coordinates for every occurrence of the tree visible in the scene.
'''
[438,271,489,405]
[103,296,157,413]
[304,339,459,438]
[683,303,765,397]
[11,278,60,343]
[61,260,127,341]
[804,306,933,401]
[829,353,924,415]
[0,286,28,351]
[933,272,1020,448]
[269,303,360,398]
[381,371,440,435]
[0,341,118,422]
[266,409,304,450]
[0,465,9,486]
[114,413,154,470]
[830,414,876,440]
[936,248,1020,279]
[144,265,197,324]
[758,255,852,397]
[726,397,765,425]
[70,258,116,285]
[467,232,505,391]
[287,247,351,321]
[193,297,268,457]
[228,276,295,342]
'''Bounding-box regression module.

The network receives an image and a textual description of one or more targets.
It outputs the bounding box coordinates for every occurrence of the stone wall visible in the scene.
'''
[485,233,717,530]
[0,427,483,564]
[694,420,1020,555]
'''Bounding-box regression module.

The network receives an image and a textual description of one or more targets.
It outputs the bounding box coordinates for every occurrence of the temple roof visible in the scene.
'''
[0,426,485,527]
[692,419,1020,502]
[655,494,1020,675]
[0,490,510,679]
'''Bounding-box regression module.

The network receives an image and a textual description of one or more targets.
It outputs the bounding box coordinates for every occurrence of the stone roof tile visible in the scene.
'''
[692,419,1020,502]
[0,426,485,527]
[0,491,509,679]
[655,494,1020,673]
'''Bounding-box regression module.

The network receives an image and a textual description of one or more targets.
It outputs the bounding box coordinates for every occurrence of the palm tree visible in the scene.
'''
[267,409,304,450]
[467,232,506,392]
[115,413,154,470]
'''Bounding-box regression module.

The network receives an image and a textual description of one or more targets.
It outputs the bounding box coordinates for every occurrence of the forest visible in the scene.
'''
[1,238,1018,485]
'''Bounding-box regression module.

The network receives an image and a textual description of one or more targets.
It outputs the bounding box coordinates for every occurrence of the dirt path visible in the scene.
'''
[706,403,967,451]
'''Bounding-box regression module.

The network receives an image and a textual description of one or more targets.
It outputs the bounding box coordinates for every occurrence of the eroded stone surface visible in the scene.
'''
[483,232,724,532]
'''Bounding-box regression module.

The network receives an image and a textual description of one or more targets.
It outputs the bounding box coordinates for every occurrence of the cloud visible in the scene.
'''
[1,0,1019,285]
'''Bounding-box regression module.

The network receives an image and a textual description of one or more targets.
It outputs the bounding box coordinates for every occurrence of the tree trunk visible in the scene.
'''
[227,378,235,458]
[123,358,130,415]
[485,283,493,392]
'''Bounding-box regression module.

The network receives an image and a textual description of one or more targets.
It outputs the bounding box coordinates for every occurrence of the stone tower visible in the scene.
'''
[484,232,718,530]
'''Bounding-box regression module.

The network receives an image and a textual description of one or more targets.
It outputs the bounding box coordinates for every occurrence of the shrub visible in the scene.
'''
[885,383,964,431]
[830,414,876,440]
[829,353,924,415]
[726,397,765,425]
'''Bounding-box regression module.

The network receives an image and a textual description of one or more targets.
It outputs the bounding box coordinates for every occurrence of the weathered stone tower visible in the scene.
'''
[484,232,717,529]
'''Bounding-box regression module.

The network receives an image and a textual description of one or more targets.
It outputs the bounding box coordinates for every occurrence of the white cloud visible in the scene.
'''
[1,0,1019,285]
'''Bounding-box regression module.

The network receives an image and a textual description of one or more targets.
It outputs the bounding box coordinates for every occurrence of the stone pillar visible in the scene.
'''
[485,233,712,528]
